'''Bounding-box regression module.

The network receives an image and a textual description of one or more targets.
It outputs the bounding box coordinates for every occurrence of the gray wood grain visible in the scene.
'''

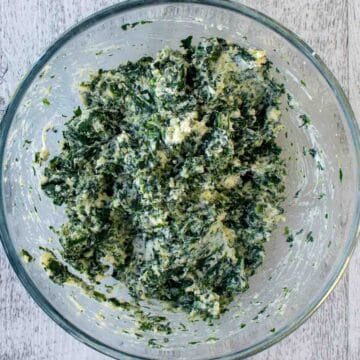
[0,1,358,359]
[348,0,360,359]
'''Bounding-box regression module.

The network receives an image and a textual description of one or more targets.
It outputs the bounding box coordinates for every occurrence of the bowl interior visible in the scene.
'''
[1,2,358,359]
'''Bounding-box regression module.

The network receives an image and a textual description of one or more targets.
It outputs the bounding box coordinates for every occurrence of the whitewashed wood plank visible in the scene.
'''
[348,1,360,359]
[0,0,353,359]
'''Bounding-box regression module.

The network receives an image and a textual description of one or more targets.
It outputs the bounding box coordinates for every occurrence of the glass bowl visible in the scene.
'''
[1,1,359,359]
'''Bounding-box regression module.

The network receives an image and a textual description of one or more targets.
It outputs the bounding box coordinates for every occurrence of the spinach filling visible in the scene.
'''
[41,37,285,318]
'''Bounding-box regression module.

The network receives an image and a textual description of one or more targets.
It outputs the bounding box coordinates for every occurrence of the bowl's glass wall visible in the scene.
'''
[2,3,358,359]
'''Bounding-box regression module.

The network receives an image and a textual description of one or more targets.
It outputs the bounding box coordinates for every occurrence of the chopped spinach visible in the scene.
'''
[286,234,294,244]
[121,20,152,31]
[294,189,301,198]
[42,98,50,106]
[189,341,200,345]
[40,38,285,319]
[206,336,219,342]
[282,286,290,296]
[299,114,311,128]
[306,231,314,243]
[20,249,34,263]
[317,161,324,171]
[148,338,163,349]
[308,148,317,158]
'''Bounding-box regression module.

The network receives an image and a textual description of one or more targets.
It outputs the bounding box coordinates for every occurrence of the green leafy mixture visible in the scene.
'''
[40,37,285,319]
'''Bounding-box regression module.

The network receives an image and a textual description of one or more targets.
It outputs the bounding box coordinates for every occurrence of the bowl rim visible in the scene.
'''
[0,0,359,359]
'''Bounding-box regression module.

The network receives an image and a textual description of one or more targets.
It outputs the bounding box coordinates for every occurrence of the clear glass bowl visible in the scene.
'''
[1,1,359,359]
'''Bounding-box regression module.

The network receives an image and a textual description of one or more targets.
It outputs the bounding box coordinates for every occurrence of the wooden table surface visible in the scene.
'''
[1,1,359,359]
